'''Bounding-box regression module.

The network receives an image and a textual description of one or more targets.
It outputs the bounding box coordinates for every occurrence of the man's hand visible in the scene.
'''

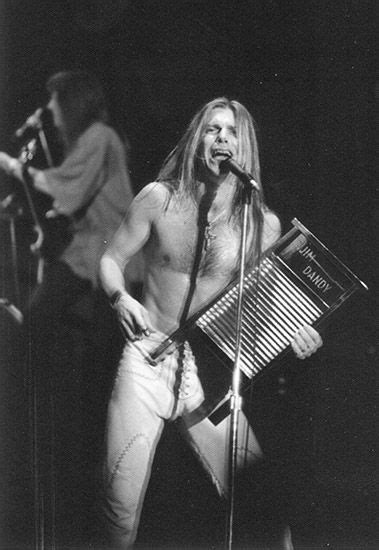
[113,292,155,341]
[291,325,323,360]
[0,152,18,176]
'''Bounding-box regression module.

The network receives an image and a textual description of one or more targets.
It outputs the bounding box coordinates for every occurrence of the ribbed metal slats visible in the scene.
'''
[196,256,324,379]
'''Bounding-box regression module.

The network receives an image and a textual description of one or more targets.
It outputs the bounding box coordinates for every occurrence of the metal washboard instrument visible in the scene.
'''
[149,219,368,422]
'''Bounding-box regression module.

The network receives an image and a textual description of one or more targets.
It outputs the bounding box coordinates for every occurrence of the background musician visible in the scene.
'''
[0,69,136,545]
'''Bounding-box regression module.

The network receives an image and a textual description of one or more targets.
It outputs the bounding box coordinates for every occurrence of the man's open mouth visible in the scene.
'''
[212,149,232,160]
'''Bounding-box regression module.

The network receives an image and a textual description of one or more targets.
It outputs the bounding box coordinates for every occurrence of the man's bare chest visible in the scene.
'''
[148,215,241,277]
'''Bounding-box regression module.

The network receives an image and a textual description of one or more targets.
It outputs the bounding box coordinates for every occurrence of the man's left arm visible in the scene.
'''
[262,210,323,359]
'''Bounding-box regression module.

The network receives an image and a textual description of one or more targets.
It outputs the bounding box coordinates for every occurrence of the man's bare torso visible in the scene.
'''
[136,183,279,335]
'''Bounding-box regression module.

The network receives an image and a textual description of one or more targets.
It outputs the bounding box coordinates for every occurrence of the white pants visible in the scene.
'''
[103,332,262,548]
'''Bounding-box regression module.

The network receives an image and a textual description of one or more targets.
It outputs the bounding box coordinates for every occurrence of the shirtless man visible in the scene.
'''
[99,97,323,548]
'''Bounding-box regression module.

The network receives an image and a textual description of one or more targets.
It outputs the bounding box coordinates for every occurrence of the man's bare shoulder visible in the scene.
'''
[131,182,172,219]
[135,182,170,205]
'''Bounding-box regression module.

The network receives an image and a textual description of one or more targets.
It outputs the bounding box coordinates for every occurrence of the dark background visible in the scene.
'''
[0,1,377,549]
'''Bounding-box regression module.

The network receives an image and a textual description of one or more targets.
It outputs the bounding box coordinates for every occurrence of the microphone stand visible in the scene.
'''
[38,126,54,168]
[226,177,260,550]
[19,123,55,550]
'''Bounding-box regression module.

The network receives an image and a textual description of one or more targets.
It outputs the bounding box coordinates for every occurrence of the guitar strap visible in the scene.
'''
[178,189,216,326]
[170,189,217,418]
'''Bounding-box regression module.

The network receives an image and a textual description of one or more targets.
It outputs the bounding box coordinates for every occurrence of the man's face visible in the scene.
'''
[47,92,64,129]
[201,107,238,182]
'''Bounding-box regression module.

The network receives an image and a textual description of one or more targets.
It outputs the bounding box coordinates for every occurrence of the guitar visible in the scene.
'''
[0,139,73,283]
[18,139,73,262]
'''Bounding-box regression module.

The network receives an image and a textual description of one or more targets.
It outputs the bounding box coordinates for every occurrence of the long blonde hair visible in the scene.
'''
[157,97,263,205]
[157,97,266,265]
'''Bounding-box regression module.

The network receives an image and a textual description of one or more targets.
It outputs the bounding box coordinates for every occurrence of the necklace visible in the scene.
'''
[204,210,225,251]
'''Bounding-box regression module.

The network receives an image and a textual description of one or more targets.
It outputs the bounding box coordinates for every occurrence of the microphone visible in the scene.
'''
[220,157,260,191]
[13,107,45,140]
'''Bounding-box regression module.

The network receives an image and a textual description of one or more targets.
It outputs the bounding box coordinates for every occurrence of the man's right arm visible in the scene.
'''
[101,252,154,341]
[0,152,24,181]
[99,183,161,340]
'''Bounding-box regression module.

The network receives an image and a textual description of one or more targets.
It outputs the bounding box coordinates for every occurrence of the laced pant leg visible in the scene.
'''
[103,337,177,549]
[181,412,293,549]
[175,341,293,548]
